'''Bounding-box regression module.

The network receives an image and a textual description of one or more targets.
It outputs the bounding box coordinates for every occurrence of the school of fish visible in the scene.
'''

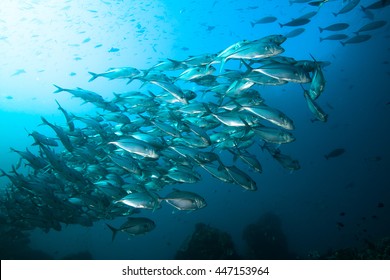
[0,33,331,238]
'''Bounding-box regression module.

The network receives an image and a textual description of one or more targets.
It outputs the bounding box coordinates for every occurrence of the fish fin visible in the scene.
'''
[53,84,64,93]
[278,22,283,28]
[88,72,99,82]
[250,21,255,28]
[106,223,119,242]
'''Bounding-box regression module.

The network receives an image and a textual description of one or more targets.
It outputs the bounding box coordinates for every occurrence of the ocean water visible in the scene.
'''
[0,0,389,260]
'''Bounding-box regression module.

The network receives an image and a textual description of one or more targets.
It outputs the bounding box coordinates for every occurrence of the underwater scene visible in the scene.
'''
[0,0,389,260]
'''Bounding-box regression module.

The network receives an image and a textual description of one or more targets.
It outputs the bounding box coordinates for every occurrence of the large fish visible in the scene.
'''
[106,217,155,241]
[163,189,206,211]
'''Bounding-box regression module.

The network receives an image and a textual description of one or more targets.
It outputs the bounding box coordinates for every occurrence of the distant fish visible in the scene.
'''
[336,222,345,230]
[333,0,360,16]
[82,37,91,43]
[324,148,345,160]
[308,0,329,7]
[377,202,384,208]
[354,20,387,34]
[279,18,310,27]
[361,0,390,11]
[319,23,349,33]
[340,34,371,46]
[108,47,120,52]
[69,72,76,76]
[296,11,318,20]
[320,34,349,42]
[5,95,13,100]
[11,69,26,76]
[94,44,103,48]
[289,0,311,4]
[285,28,305,38]
[250,16,277,27]
[339,212,346,216]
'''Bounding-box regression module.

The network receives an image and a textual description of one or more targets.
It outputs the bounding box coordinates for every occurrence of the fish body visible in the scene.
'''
[340,35,371,46]
[319,23,349,33]
[324,148,345,159]
[333,0,360,16]
[106,217,155,240]
[88,67,140,82]
[164,189,206,211]
[109,138,159,159]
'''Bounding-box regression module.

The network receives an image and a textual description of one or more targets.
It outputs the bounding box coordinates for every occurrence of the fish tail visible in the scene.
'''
[88,72,99,82]
[340,41,345,47]
[250,21,255,28]
[106,223,119,241]
[360,5,366,12]
[318,27,323,33]
[319,37,323,42]
[332,12,338,17]
[278,22,283,28]
[324,155,328,160]
[53,84,64,93]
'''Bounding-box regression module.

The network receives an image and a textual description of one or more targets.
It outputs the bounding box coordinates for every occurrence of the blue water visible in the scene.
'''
[0,0,389,259]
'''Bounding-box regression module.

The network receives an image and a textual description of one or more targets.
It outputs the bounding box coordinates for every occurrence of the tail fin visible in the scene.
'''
[106,223,119,242]
[319,27,323,33]
[88,72,99,82]
[332,12,338,17]
[278,23,283,28]
[250,21,255,28]
[53,84,65,94]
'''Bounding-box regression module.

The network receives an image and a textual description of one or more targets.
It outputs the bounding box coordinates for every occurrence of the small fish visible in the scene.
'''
[324,148,345,160]
[250,16,277,27]
[94,44,103,48]
[11,69,26,76]
[319,23,349,33]
[340,34,371,46]
[336,222,344,230]
[5,95,13,100]
[308,0,329,7]
[339,212,346,216]
[285,28,305,38]
[82,37,91,43]
[377,202,384,208]
[354,20,387,34]
[108,47,120,52]
[320,34,349,42]
[333,0,360,16]
[279,18,310,27]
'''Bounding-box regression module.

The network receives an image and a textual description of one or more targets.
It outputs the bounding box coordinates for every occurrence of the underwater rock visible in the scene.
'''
[175,223,240,260]
[242,212,291,259]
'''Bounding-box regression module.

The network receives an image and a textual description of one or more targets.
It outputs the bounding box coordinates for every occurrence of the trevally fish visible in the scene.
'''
[106,217,155,241]
[88,67,141,82]
[109,138,159,159]
[163,189,206,211]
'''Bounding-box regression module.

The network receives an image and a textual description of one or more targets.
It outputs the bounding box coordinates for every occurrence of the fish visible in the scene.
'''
[109,138,160,159]
[320,34,349,42]
[354,20,387,34]
[106,217,155,240]
[279,18,310,28]
[163,189,206,211]
[361,0,390,10]
[340,34,371,46]
[250,16,277,27]
[324,148,345,159]
[284,28,306,38]
[11,69,26,76]
[88,67,140,82]
[308,0,328,7]
[319,23,349,33]
[303,88,327,122]
[108,47,120,52]
[0,34,328,239]
[333,0,360,16]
